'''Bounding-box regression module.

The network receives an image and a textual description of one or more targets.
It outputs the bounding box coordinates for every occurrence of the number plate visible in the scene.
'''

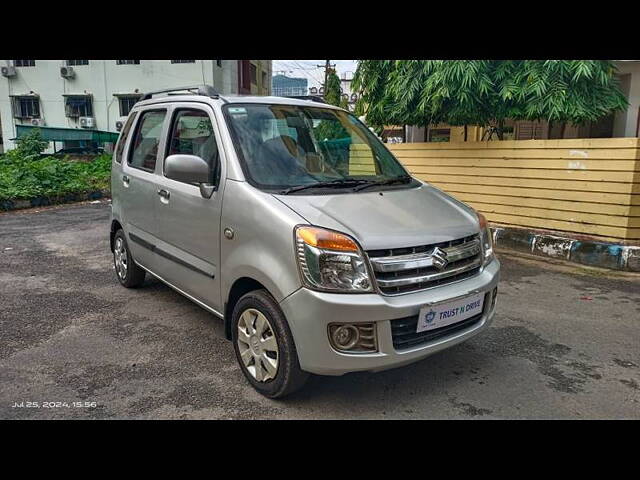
[416,292,484,333]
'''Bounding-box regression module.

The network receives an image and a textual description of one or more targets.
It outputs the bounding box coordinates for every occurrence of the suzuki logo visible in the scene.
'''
[431,247,449,270]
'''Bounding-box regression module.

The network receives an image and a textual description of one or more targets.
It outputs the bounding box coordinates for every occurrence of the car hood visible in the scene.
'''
[273,182,480,251]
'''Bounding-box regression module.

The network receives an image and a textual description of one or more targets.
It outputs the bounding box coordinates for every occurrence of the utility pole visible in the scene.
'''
[317,60,336,99]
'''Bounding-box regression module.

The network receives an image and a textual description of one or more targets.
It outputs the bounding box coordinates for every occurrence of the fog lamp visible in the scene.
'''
[328,323,377,353]
[332,324,359,350]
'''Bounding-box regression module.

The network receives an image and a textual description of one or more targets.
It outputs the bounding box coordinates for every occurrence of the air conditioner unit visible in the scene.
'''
[115,120,124,132]
[79,116,95,128]
[60,66,75,79]
[1,65,17,77]
[30,118,46,127]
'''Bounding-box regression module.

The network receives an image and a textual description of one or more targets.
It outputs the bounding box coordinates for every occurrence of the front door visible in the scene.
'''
[120,108,168,267]
[153,104,224,313]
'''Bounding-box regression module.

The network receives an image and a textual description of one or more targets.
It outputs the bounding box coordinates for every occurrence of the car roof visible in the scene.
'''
[136,94,344,110]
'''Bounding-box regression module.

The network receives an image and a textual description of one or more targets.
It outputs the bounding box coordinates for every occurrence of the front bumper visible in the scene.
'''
[279,257,500,376]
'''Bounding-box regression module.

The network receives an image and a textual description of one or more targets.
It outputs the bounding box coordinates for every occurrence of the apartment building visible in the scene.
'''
[0,60,272,150]
[272,73,308,96]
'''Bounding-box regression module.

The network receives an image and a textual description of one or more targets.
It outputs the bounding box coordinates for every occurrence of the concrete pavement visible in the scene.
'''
[0,201,638,419]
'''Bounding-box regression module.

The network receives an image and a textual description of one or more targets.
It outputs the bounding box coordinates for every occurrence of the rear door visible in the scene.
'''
[152,103,225,312]
[120,107,169,267]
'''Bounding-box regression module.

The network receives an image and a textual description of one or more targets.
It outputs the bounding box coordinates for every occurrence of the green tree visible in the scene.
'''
[324,68,342,107]
[352,60,628,139]
[314,68,349,142]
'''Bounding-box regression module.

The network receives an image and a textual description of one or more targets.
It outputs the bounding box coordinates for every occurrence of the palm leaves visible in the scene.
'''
[352,60,628,132]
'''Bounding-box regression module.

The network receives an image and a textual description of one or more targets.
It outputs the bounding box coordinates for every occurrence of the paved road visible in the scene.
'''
[1,201,638,419]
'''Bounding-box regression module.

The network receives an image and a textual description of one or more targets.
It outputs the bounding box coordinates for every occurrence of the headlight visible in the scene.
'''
[477,212,494,265]
[295,226,373,293]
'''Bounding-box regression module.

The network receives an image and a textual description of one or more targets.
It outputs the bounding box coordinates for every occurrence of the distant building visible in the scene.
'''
[307,73,360,111]
[308,86,323,97]
[0,60,272,151]
[272,74,308,97]
[339,72,360,112]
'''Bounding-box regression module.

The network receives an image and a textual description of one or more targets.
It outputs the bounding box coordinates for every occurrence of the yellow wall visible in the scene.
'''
[349,143,377,175]
[388,138,640,242]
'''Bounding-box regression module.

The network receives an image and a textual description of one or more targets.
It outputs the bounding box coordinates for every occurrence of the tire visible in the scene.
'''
[113,229,146,288]
[231,289,309,398]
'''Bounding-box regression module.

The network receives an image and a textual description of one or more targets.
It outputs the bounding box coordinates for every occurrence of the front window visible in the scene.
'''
[166,109,220,184]
[224,103,413,193]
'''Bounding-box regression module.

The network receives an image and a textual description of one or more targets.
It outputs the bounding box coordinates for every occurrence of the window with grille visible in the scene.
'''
[117,60,140,65]
[65,96,93,117]
[170,60,195,64]
[67,60,89,66]
[14,60,35,67]
[12,96,40,118]
[118,95,142,116]
[250,63,257,85]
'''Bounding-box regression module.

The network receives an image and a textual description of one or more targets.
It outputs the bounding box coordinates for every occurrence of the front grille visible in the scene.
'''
[390,293,488,350]
[367,234,482,295]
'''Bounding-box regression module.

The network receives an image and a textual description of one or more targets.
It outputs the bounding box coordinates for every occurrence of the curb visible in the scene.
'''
[0,190,111,212]
[492,226,640,272]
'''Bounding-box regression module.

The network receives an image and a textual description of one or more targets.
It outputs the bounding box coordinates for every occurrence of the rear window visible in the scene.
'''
[114,112,137,164]
[128,110,167,171]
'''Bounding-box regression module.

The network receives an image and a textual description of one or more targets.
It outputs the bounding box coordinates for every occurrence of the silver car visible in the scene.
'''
[110,85,500,398]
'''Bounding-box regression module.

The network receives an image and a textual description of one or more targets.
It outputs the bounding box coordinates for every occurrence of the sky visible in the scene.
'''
[272,60,358,88]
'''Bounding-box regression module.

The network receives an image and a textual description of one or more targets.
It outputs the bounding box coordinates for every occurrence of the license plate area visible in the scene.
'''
[417,292,485,333]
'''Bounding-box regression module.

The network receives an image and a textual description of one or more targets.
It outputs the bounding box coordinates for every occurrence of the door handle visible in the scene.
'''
[157,189,170,201]
[122,175,130,186]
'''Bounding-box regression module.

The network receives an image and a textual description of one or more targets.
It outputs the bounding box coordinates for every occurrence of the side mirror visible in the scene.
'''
[165,154,211,184]
[165,154,216,198]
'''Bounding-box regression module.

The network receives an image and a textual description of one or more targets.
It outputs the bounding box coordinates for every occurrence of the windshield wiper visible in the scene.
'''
[279,179,371,195]
[352,175,413,192]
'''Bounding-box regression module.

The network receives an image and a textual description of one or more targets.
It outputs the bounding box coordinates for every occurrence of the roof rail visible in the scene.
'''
[284,95,327,104]
[140,85,221,101]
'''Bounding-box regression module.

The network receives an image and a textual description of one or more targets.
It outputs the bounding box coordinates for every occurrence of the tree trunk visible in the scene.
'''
[496,120,504,141]
[559,123,566,139]
[464,125,468,142]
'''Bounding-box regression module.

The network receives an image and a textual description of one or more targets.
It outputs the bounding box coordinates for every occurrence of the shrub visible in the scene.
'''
[11,129,50,160]
[0,152,112,202]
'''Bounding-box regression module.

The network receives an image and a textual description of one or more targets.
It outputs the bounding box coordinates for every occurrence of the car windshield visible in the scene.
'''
[224,103,412,193]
